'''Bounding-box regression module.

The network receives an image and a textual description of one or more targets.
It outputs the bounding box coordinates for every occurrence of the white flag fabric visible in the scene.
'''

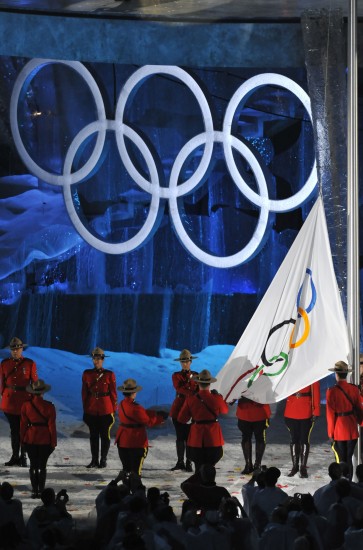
[212,196,350,404]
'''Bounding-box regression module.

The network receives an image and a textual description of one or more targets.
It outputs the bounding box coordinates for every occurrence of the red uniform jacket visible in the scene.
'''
[0,357,38,414]
[236,398,271,422]
[169,369,199,419]
[115,397,164,448]
[326,380,363,441]
[177,390,229,447]
[20,396,57,448]
[82,368,117,415]
[284,383,320,420]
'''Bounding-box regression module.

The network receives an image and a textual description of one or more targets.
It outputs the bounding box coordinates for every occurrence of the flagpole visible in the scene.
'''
[347,0,360,464]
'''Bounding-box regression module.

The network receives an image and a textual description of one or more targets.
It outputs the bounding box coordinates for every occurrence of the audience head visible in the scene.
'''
[0,482,14,501]
[300,493,317,515]
[256,470,266,488]
[328,462,342,481]
[41,487,56,506]
[153,504,177,523]
[265,466,281,487]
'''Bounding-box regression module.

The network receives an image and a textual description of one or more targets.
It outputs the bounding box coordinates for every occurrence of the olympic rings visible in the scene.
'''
[249,269,317,386]
[10,61,317,267]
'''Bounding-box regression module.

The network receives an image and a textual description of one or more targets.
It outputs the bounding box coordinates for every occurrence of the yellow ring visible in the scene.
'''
[289,307,310,348]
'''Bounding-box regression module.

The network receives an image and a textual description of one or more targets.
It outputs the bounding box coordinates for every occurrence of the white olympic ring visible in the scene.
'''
[10,60,317,268]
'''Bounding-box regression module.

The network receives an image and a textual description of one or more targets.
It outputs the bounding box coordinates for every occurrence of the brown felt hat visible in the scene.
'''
[26,379,51,394]
[117,378,142,394]
[329,360,352,373]
[192,369,217,384]
[7,337,27,350]
[90,347,109,359]
[174,349,198,362]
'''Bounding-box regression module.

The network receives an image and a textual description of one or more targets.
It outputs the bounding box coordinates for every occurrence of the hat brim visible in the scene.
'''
[26,384,51,394]
[193,375,217,384]
[174,355,198,361]
[328,367,352,372]
[89,354,110,358]
[7,344,28,349]
[117,385,142,393]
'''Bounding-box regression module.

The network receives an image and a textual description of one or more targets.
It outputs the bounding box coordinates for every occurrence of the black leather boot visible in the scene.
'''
[287,443,300,477]
[241,440,253,474]
[86,437,100,468]
[100,439,110,468]
[38,468,47,495]
[29,468,39,499]
[5,438,20,466]
[299,443,310,478]
[253,441,266,471]
[170,441,186,471]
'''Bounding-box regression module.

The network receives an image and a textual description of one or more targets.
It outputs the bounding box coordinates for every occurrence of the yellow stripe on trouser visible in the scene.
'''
[331,440,340,462]
[138,447,148,475]
[307,419,314,444]
[107,413,115,439]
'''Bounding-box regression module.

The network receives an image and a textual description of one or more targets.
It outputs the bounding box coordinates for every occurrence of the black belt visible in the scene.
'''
[194,419,219,424]
[176,393,185,398]
[29,422,48,427]
[335,410,353,417]
[120,422,144,428]
[89,391,110,398]
[6,385,26,391]
[293,392,312,398]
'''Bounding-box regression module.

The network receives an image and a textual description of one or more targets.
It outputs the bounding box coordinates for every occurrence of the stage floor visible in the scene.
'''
[0,0,362,21]
[0,403,336,535]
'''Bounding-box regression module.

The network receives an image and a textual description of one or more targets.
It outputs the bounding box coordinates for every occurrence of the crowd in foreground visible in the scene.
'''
[1,461,363,550]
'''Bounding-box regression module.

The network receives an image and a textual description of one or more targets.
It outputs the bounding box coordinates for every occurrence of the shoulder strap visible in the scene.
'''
[120,401,138,423]
[88,371,104,391]
[335,384,355,407]
[196,393,217,418]
[30,401,48,422]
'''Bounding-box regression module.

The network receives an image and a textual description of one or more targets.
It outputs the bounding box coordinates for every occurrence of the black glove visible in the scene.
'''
[210,389,220,396]
[157,410,169,420]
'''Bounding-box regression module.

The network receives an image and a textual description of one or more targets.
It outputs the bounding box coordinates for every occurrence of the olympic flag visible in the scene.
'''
[212,196,350,404]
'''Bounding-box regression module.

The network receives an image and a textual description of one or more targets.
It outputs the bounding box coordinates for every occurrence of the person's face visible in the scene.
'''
[180,359,192,371]
[10,346,23,360]
[92,355,104,370]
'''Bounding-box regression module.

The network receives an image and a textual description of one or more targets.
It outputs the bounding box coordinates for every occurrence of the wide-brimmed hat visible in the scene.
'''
[329,360,352,373]
[90,347,109,359]
[26,379,51,394]
[117,378,142,394]
[7,337,27,350]
[192,369,217,384]
[174,349,198,362]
